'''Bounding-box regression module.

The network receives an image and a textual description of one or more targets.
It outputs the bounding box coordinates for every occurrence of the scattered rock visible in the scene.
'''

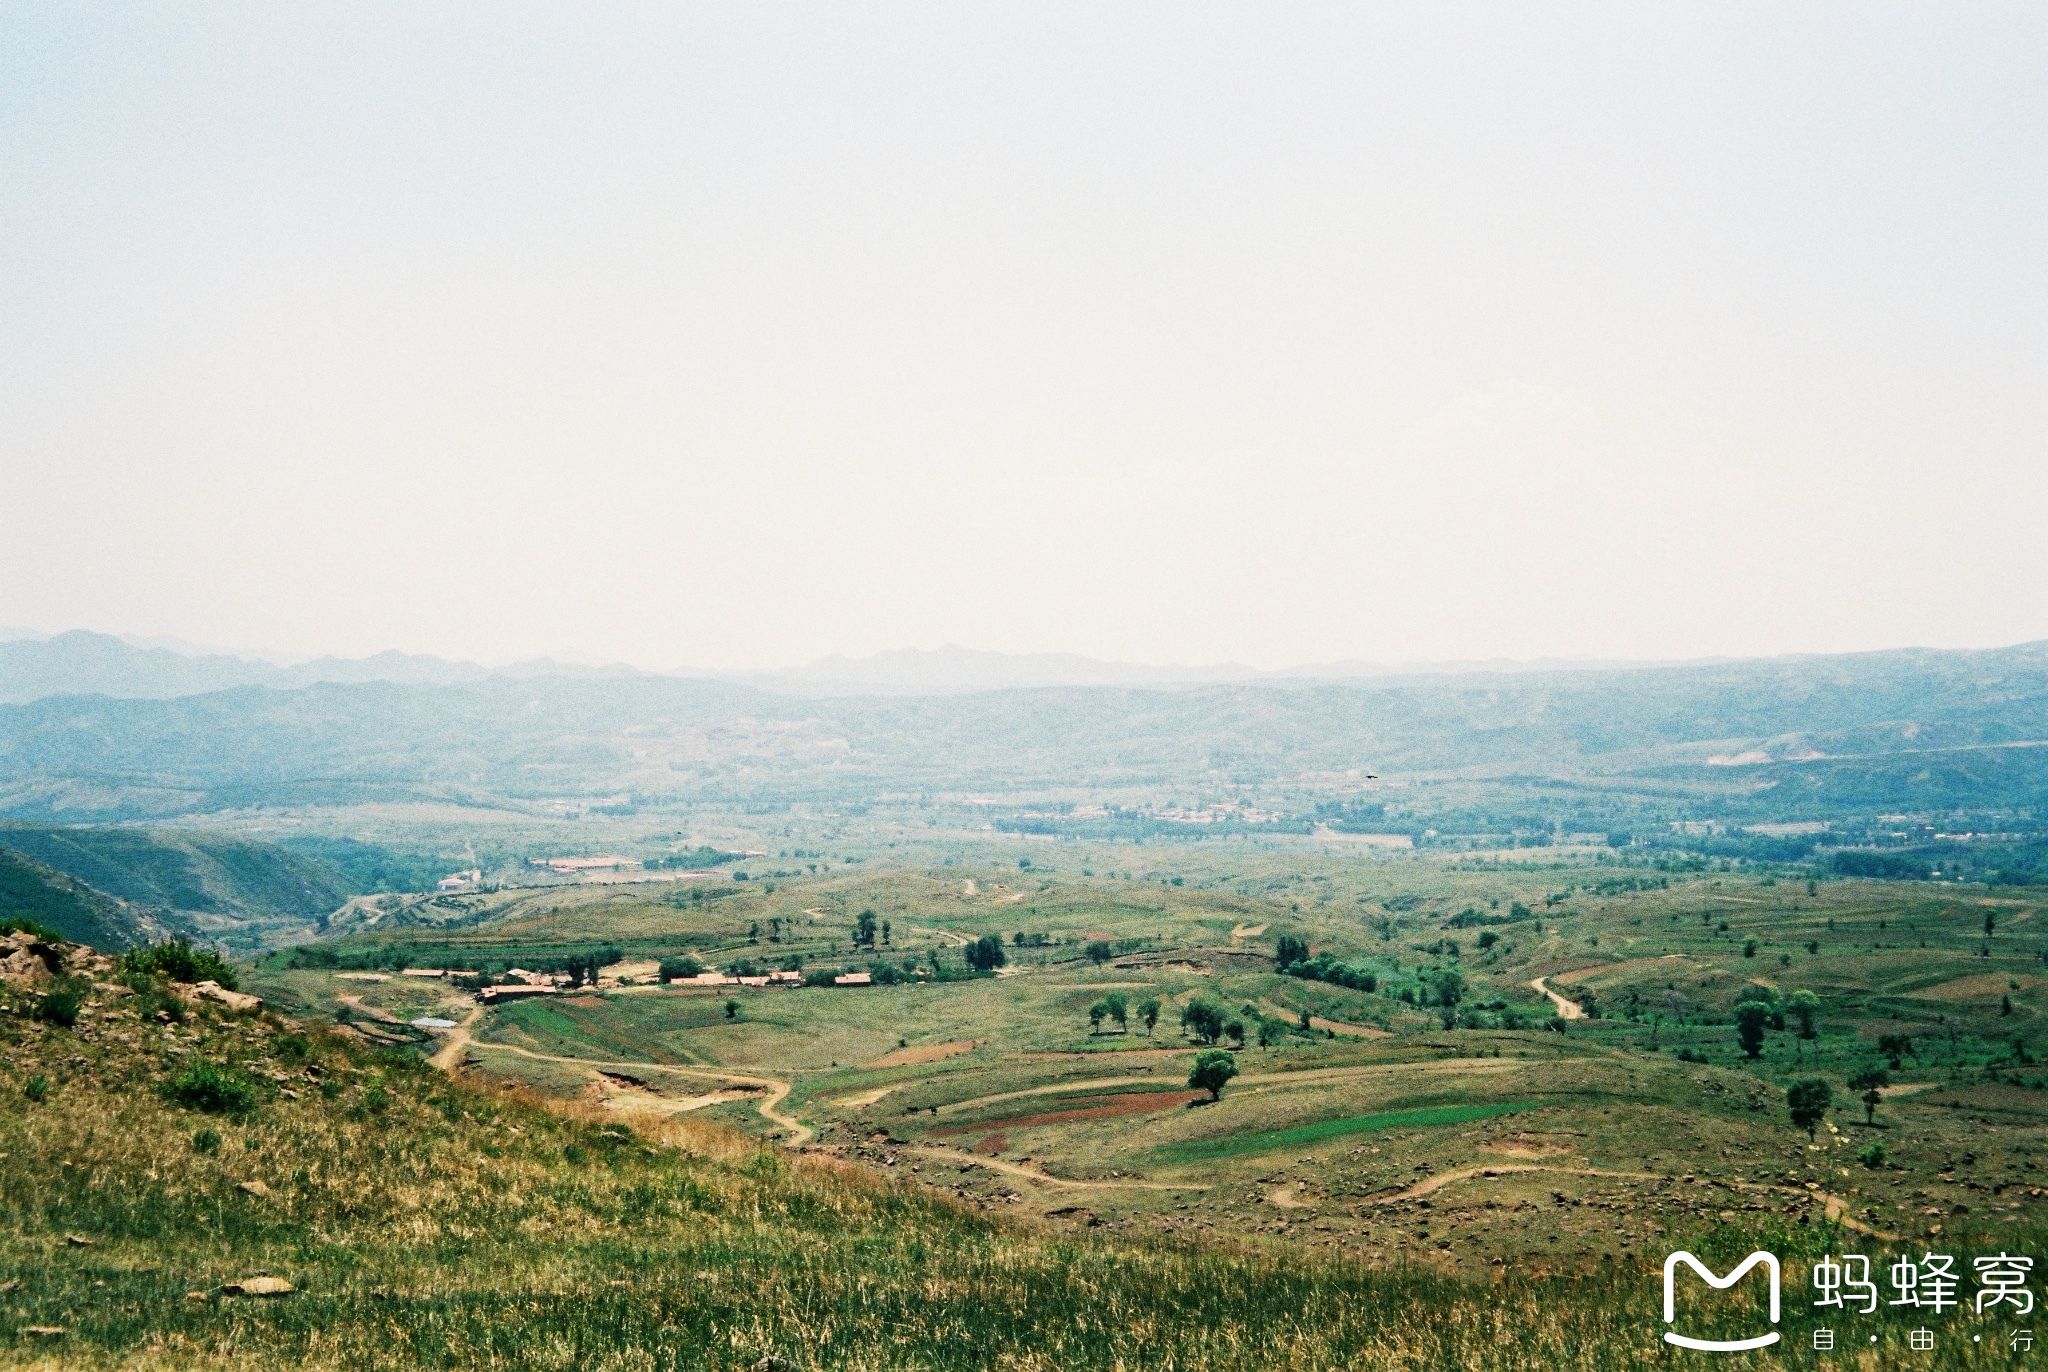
[64,1233,94,1247]
[184,1290,210,1302]
[238,1180,272,1198]
[191,981,263,1013]
[222,1276,295,1297]
[19,1325,67,1339]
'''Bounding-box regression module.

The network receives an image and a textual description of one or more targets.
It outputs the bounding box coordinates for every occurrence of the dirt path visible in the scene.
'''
[1229,922,1269,944]
[1529,977,1584,1020]
[935,1059,1520,1118]
[427,1004,486,1072]
[833,1083,907,1109]
[910,925,971,948]
[1368,1161,1898,1240]
[461,1038,814,1144]
[335,993,406,1025]
[902,1144,1209,1191]
[1879,1081,1941,1098]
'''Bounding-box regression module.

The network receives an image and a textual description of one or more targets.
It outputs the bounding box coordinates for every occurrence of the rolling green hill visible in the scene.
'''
[0,825,362,950]
[0,848,174,950]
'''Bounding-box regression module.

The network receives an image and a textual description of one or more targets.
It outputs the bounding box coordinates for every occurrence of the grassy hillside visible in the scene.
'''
[8,932,2042,1370]
[0,848,172,950]
[0,825,360,949]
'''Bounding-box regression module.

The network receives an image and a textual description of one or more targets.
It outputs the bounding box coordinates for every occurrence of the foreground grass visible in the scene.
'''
[1,956,2039,1370]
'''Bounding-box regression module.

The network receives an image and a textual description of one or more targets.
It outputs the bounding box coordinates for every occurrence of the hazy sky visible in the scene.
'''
[3,4,2042,671]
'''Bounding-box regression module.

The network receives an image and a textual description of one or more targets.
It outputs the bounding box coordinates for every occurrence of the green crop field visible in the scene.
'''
[1150,1102,1539,1166]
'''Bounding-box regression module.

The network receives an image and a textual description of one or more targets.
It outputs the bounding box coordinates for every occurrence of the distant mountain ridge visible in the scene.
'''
[0,631,649,705]
[5,628,1970,705]
[0,637,2042,823]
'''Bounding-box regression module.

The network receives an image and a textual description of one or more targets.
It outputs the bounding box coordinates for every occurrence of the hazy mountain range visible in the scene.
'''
[1,629,1771,705]
[0,631,2043,824]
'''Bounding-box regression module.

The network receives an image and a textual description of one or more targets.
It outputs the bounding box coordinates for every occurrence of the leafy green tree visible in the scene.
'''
[1786,989,1821,1059]
[658,955,705,984]
[1877,1033,1913,1069]
[1430,968,1465,1008]
[964,935,1007,973]
[1138,997,1161,1035]
[1222,1019,1246,1048]
[1088,1001,1107,1033]
[1786,1078,1832,1141]
[1273,933,1310,968]
[1085,941,1113,966]
[1256,1015,1289,1048]
[1180,996,1226,1045]
[1188,1049,1238,1102]
[1848,1066,1890,1125]
[855,909,878,948]
[724,998,740,1020]
[1102,991,1128,1032]
[1735,1002,1770,1059]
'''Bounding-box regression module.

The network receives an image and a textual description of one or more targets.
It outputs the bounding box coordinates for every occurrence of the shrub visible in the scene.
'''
[119,940,238,990]
[1857,1141,1888,1169]
[35,988,81,1027]
[0,917,63,942]
[164,1060,258,1117]
[191,1127,222,1154]
[23,1074,49,1102]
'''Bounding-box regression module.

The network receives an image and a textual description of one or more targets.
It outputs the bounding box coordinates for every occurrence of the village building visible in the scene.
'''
[529,855,643,875]
[478,984,558,1003]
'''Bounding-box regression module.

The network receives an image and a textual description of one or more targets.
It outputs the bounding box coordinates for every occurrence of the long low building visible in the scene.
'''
[479,984,560,1003]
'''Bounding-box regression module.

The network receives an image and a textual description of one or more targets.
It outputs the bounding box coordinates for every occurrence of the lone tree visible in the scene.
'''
[1735,1002,1770,1060]
[1877,1033,1913,1069]
[1137,997,1161,1036]
[1273,933,1310,969]
[1786,989,1822,1060]
[1085,941,1113,966]
[855,909,879,948]
[1102,991,1129,1033]
[724,998,740,1021]
[1786,1078,1833,1141]
[1848,1066,1890,1125]
[1180,995,1227,1045]
[964,935,1007,974]
[1188,1048,1238,1102]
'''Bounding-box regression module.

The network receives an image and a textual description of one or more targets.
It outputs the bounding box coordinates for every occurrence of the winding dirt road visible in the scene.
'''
[1367,1161,1898,1240]
[451,1035,814,1144]
[1529,977,1585,1020]
[902,1144,1209,1191]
